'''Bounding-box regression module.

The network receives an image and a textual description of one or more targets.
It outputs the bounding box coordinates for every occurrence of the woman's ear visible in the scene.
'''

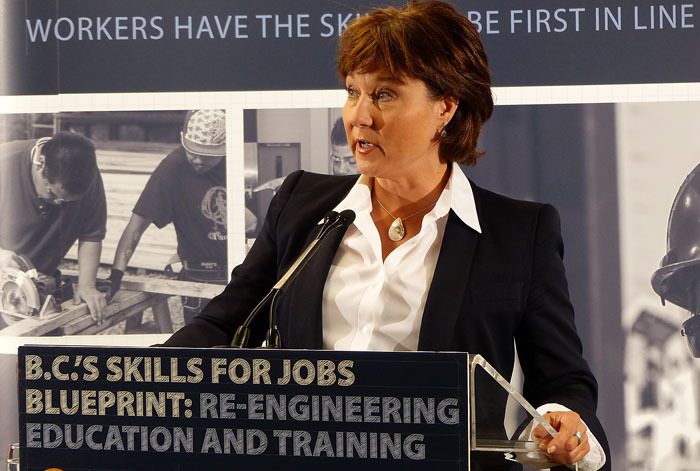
[439,96,459,125]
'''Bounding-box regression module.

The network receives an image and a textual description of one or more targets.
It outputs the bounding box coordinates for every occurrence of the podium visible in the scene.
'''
[14,345,560,470]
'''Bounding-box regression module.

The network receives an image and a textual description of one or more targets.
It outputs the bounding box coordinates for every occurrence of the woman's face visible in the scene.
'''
[342,71,455,180]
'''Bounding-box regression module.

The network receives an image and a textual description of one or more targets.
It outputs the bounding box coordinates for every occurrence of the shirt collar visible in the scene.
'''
[330,164,481,234]
[447,163,481,233]
[331,174,372,217]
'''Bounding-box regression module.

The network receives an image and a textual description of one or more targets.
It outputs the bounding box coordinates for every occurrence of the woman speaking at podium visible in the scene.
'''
[165,1,609,469]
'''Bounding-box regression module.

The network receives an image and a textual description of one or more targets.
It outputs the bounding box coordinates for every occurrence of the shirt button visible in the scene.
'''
[361,324,372,335]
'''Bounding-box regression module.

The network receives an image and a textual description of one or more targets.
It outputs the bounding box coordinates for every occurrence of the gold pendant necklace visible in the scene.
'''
[374,196,438,242]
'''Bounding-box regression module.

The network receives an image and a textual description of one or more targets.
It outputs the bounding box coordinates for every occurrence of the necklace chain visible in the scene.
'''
[373,195,438,222]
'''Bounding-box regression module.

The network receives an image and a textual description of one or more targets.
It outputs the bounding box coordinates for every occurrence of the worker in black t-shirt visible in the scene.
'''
[108,110,229,325]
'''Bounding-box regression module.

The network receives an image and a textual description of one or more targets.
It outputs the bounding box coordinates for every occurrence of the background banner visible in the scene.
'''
[1,0,698,95]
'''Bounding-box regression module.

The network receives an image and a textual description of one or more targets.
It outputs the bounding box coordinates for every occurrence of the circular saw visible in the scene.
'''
[0,255,61,325]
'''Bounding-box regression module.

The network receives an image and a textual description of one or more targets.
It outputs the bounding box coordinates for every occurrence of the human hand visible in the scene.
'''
[106,268,124,302]
[74,284,107,325]
[532,410,590,466]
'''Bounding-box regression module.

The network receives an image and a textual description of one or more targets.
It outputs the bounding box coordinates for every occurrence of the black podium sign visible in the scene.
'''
[18,345,470,470]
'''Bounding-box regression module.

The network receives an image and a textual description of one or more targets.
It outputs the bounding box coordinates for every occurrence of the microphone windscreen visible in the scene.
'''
[339,209,356,226]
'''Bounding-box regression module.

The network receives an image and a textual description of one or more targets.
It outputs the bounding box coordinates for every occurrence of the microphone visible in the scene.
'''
[231,209,356,348]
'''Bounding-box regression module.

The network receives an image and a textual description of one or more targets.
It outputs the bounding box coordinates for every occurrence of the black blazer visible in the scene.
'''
[165,170,610,470]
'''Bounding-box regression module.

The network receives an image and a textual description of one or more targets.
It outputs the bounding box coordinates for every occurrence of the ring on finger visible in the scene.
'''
[574,430,583,446]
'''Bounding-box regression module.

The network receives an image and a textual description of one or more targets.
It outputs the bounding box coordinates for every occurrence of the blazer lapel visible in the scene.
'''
[418,209,479,350]
[282,222,350,349]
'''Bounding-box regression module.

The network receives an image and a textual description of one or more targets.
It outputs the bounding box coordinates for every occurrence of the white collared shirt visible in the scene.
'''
[322,164,480,351]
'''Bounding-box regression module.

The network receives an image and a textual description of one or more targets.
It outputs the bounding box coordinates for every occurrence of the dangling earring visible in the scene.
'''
[439,123,447,138]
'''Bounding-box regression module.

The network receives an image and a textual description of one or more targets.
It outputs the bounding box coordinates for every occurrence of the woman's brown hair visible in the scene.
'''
[337,0,493,165]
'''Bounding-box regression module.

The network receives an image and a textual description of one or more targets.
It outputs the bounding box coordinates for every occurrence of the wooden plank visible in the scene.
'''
[58,294,162,335]
[96,147,172,170]
[60,294,172,336]
[118,277,225,299]
[63,215,178,269]
[0,290,151,337]
[152,296,174,333]
[63,156,179,269]
[60,270,225,298]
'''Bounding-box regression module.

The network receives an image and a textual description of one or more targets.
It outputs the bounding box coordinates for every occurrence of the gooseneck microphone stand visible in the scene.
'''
[230,209,355,348]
